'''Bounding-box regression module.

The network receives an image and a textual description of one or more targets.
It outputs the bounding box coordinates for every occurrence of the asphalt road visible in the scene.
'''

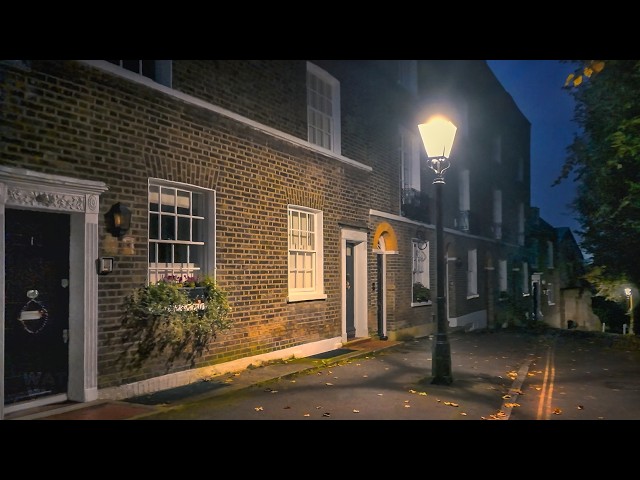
[127,328,640,421]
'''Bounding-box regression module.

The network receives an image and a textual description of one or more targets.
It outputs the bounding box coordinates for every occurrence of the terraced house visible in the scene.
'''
[0,59,533,419]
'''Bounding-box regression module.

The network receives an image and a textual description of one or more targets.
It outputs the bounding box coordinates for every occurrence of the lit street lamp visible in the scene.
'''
[418,115,457,385]
[625,287,635,335]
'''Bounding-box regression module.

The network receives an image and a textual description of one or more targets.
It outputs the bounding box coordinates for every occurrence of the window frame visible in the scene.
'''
[306,62,341,155]
[105,60,172,87]
[411,239,431,306]
[147,178,215,284]
[287,205,326,302]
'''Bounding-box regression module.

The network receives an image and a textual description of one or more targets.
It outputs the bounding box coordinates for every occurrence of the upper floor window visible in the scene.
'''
[106,60,172,87]
[547,240,554,269]
[498,259,508,293]
[457,168,470,231]
[522,262,530,295]
[493,189,502,240]
[400,125,421,192]
[547,282,555,305]
[467,248,478,297]
[412,240,430,305]
[288,205,326,302]
[518,203,525,246]
[306,62,341,154]
[397,60,418,95]
[148,179,215,284]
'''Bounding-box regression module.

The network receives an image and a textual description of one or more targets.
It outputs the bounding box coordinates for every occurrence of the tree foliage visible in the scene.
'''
[556,60,640,294]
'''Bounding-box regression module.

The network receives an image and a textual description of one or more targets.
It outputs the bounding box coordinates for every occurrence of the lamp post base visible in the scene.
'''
[431,332,453,385]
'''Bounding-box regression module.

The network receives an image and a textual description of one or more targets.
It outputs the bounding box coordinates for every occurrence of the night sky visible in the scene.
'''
[486,60,581,238]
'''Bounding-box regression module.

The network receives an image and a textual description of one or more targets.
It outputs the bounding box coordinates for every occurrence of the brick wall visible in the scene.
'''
[1,60,373,388]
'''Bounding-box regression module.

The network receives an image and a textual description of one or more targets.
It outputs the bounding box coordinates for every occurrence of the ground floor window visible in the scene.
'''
[148,179,215,283]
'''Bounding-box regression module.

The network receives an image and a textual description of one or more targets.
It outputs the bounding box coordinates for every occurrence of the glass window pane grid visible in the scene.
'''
[288,207,319,293]
[149,182,208,284]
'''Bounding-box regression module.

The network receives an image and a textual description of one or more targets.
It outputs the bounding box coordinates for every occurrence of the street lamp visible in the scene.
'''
[625,288,635,335]
[418,115,457,385]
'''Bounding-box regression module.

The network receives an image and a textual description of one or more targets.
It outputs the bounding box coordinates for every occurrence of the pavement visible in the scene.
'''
[7,326,640,421]
[5,327,544,421]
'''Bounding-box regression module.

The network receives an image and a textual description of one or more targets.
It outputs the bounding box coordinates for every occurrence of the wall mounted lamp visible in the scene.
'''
[105,202,131,238]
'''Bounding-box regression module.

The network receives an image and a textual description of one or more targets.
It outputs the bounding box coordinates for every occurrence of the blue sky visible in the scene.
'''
[486,60,581,237]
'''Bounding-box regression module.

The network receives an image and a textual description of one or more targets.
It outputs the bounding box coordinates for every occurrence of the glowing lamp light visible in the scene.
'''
[418,116,457,158]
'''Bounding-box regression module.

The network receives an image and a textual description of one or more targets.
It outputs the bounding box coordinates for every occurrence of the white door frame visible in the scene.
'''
[340,228,367,342]
[0,166,107,419]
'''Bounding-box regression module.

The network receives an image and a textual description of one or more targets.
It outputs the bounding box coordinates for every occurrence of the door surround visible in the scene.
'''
[0,166,108,419]
[340,228,367,342]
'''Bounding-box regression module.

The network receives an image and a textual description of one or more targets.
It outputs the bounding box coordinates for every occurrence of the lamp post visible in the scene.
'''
[625,288,635,335]
[418,115,457,385]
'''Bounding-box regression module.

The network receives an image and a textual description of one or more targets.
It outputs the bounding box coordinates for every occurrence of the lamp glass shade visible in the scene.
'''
[105,202,131,237]
[418,116,457,158]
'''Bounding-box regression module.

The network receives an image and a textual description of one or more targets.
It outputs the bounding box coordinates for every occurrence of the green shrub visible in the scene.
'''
[121,276,232,367]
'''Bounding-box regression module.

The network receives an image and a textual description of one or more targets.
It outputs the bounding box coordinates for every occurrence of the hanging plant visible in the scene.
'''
[121,275,232,367]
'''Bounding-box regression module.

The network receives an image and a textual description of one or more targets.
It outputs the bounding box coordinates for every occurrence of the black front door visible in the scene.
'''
[4,209,70,406]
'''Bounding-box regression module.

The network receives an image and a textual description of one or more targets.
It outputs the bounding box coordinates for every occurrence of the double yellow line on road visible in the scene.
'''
[535,338,557,420]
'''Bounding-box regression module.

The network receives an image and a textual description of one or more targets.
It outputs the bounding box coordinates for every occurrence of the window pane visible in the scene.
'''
[192,218,204,242]
[123,60,140,73]
[149,242,157,263]
[161,215,175,240]
[190,244,204,268]
[177,217,190,241]
[192,192,204,216]
[149,213,159,240]
[175,244,188,263]
[161,187,175,213]
[177,190,190,215]
[149,185,159,212]
[158,243,171,263]
[142,60,155,80]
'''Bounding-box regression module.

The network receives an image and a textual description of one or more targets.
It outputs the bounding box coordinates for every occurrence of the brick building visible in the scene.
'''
[0,59,534,418]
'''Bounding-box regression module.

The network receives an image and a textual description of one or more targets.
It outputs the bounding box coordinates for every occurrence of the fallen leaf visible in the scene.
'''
[409,389,417,394]
[418,392,428,396]
[502,394,512,399]
[460,412,467,416]
[325,382,333,386]
[577,405,584,410]
[377,393,383,396]
[322,412,331,417]
[504,403,520,408]
[353,409,360,413]
[404,404,411,408]
[303,413,310,417]
[553,408,562,415]
[254,406,264,411]
[363,375,368,378]
[316,406,322,409]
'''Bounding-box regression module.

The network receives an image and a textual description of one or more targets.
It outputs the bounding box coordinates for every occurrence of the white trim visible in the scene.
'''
[341,228,368,341]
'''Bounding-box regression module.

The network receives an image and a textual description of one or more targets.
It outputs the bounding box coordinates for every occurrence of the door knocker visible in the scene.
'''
[18,289,49,334]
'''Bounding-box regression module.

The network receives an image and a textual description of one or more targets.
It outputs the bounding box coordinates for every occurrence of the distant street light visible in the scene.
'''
[418,115,457,385]
[625,288,635,335]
